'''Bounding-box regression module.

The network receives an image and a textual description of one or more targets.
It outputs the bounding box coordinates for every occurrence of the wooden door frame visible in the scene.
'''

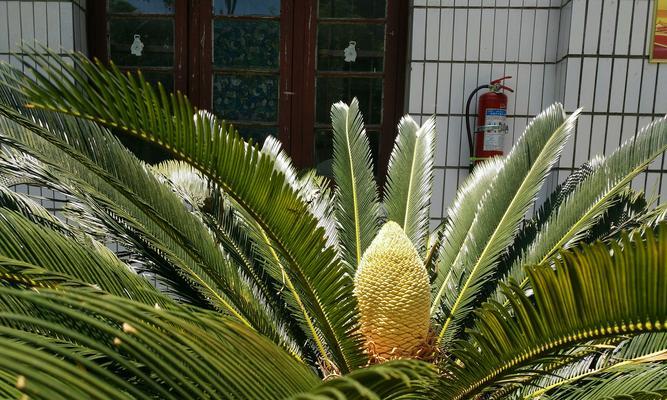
[288,0,317,169]
[287,0,410,175]
[86,0,409,176]
[380,0,410,181]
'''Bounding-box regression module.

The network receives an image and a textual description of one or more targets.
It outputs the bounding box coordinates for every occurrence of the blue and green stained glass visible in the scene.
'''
[213,74,279,122]
[213,20,279,69]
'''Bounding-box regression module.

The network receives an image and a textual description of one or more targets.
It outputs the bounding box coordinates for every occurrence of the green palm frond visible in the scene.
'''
[0,207,171,306]
[488,172,643,306]
[582,187,649,242]
[437,223,667,400]
[203,189,329,365]
[290,360,437,400]
[384,115,436,253]
[331,98,381,269]
[497,116,667,304]
[599,197,667,242]
[154,165,317,360]
[0,105,300,347]
[430,157,503,314]
[434,105,580,344]
[511,333,667,399]
[7,50,365,372]
[0,287,320,400]
[0,85,299,355]
[538,363,667,400]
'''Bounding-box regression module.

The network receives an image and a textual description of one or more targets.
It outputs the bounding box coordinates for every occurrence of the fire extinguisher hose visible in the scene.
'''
[465,84,491,160]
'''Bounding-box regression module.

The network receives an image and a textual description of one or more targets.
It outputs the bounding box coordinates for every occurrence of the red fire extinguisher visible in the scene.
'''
[465,76,514,168]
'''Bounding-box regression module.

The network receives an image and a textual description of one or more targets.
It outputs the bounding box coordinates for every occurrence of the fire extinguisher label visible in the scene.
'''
[483,108,508,152]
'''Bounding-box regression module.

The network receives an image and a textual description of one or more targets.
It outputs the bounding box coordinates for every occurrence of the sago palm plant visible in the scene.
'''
[0,48,665,399]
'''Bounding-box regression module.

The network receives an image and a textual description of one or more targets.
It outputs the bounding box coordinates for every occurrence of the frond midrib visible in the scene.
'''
[343,108,363,265]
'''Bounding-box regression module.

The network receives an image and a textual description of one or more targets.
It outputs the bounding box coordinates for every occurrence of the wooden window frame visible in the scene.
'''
[87,0,409,177]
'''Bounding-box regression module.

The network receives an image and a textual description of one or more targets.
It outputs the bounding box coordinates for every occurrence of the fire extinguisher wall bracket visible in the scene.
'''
[465,76,513,170]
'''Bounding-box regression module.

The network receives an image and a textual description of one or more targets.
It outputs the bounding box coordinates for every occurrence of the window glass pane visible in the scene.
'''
[109,0,175,14]
[213,20,279,69]
[213,74,279,121]
[109,18,174,67]
[316,77,383,124]
[317,24,384,71]
[213,0,280,16]
[139,70,174,92]
[318,0,386,18]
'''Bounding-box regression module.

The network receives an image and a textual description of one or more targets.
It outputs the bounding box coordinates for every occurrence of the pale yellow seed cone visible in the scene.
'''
[354,221,431,359]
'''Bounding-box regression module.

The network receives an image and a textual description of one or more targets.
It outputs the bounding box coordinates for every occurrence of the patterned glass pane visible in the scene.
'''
[213,20,279,69]
[213,0,280,16]
[109,18,174,67]
[213,74,279,122]
[317,23,384,71]
[316,77,383,124]
[109,0,175,14]
[319,0,386,18]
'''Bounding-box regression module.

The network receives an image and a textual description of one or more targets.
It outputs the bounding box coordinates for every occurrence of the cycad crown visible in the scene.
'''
[354,221,431,359]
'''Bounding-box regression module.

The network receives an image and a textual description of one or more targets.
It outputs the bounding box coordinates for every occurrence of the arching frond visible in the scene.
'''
[430,157,503,314]
[509,333,667,399]
[0,81,298,355]
[434,105,580,344]
[0,183,68,234]
[0,287,320,400]
[261,136,338,246]
[494,117,667,305]
[0,208,171,306]
[437,223,667,400]
[384,115,436,253]
[331,98,381,271]
[536,363,667,400]
[7,50,366,372]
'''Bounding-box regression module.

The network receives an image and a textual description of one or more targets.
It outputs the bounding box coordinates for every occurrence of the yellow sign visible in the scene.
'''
[651,0,667,62]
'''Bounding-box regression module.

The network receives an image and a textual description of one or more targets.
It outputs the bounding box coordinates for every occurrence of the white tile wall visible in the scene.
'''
[409,0,667,227]
[0,0,87,73]
[0,0,86,209]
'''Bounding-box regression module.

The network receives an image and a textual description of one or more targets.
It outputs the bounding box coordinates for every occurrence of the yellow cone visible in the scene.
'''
[354,221,431,359]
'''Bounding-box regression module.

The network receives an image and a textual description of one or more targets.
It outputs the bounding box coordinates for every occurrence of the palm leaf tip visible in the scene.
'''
[384,114,437,253]
[331,98,381,269]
